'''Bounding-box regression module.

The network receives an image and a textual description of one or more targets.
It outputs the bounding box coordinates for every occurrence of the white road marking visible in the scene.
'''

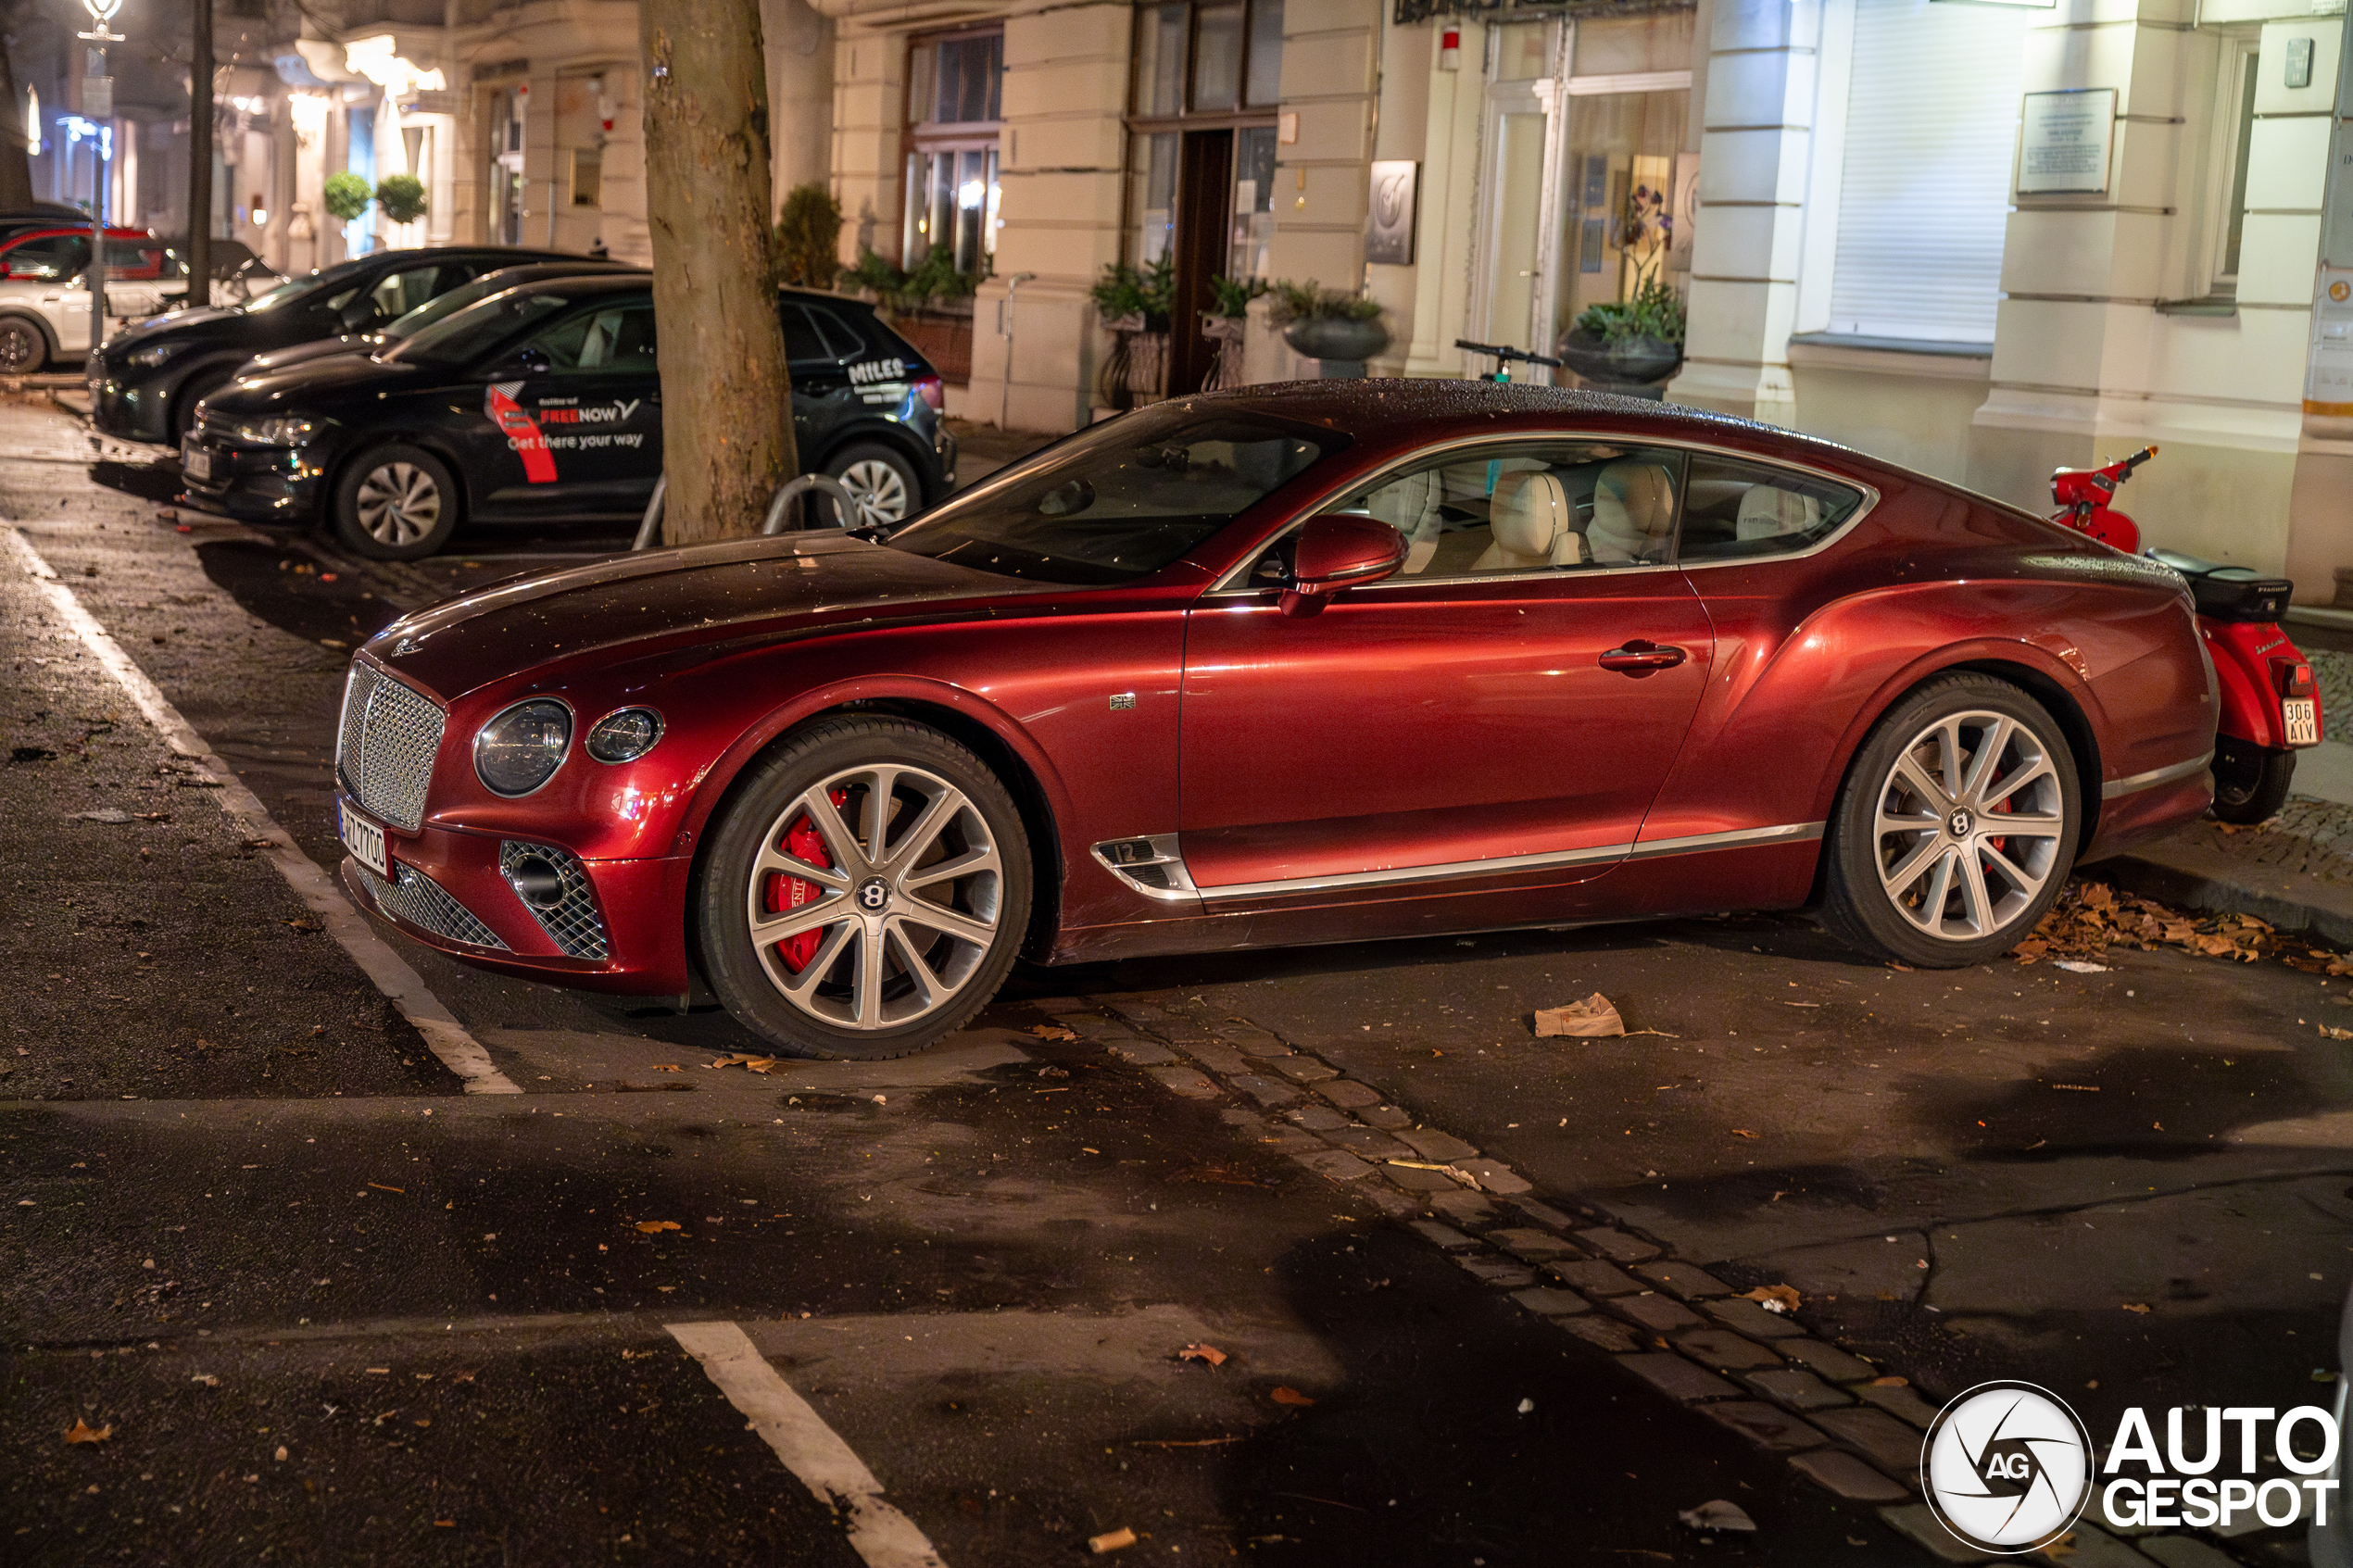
[4,524,522,1095]
[668,1320,947,1568]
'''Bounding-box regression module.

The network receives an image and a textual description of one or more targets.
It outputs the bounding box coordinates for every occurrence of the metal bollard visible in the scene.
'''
[760,472,861,536]
[629,474,667,551]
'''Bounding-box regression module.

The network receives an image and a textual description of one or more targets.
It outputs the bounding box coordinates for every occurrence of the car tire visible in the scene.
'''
[1819,674,2081,969]
[332,444,462,560]
[695,717,1032,1060]
[2210,734,2295,824]
[170,366,234,442]
[0,316,47,374]
[825,443,923,529]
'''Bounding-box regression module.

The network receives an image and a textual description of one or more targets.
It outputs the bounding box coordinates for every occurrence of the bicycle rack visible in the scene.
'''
[630,471,862,551]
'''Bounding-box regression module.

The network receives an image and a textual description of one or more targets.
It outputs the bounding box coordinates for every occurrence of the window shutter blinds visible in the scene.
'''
[1828,0,2028,345]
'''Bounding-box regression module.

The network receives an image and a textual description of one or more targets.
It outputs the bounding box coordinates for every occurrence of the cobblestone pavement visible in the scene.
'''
[2171,795,2353,885]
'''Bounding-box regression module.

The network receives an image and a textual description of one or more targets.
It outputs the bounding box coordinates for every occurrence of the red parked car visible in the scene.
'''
[333,383,2215,1058]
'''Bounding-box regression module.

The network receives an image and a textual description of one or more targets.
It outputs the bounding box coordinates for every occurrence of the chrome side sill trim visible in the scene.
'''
[2101,751,2213,800]
[1189,821,1826,903]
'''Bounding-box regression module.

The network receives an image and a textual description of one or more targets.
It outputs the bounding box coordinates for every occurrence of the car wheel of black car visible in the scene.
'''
[0,316,46,373]
[825,444,922,528]
[696,717,1032,1060]
[1820,674,2081,969]
[333,444,461,560]
[2209,734,2294,824]
[170,366,235,442]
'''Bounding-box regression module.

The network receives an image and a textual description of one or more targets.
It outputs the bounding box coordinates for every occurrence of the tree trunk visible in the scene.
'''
[186,0,213,306]
[639,0,795,546]
[0,14,36,211]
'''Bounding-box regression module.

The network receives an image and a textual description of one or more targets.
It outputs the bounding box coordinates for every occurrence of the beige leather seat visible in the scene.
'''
[1735,484,1820,541]
[1471,470,1583,571]
[1366,470,1446,573]
[1586,462,1676,563]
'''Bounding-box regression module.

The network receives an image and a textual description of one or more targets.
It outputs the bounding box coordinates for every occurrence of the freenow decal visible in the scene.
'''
[484,381,558,483]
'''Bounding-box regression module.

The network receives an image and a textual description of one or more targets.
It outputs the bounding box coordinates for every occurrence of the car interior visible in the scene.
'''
[1277,442,1865,582]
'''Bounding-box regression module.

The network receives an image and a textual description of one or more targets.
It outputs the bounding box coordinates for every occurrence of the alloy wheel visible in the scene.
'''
[837,458,912,526]
[1872,709,2068,942]
[0,320,41,372]
[742,762,1002,1031]
[354,461,443,547]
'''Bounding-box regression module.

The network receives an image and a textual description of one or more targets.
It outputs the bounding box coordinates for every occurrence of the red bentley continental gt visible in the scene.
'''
[333,383,2215,1058]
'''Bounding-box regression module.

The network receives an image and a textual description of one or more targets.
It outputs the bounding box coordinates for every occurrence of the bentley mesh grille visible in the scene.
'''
[356,861,507,950]
[500,841,610,961]
[336,662,445,833]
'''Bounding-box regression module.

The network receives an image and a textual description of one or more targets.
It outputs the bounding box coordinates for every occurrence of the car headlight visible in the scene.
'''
[585,708,664,763]
[229,415,316,446]
[473,699,573,797]
[127,340,190,368]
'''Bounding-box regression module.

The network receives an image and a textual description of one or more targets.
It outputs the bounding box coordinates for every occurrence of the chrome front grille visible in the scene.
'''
[356,861,507,950]
[337,662,446,832]
[500,841,610,961]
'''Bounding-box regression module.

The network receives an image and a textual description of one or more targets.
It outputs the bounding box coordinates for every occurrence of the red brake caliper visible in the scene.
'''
[766,787,848,972]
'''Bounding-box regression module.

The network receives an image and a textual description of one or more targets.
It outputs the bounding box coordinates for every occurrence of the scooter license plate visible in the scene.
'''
[2284,698,2319,746]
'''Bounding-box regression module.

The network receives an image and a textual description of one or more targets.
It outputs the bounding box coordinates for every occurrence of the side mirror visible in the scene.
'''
[1279,514,1407,618]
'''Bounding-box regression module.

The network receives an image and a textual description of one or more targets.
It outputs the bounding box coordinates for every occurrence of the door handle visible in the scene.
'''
[1599,640,1687,675]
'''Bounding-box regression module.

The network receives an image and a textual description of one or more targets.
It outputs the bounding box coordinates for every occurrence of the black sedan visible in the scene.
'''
[179,273,957,558]
[234,258,637,380]
[89,245,578,444]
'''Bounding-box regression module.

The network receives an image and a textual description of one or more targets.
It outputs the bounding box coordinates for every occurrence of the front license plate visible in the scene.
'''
[339,799,389,879]
[2284,697,2320,746]
[182,441,210,482]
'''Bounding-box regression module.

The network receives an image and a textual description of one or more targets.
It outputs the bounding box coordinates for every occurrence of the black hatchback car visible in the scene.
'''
[89,245,578,444]
[178,273,956,558]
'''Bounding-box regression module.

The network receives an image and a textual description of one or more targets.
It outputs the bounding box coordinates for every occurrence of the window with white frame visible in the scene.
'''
[2205,37,2261,299]
[903,29,1002,276]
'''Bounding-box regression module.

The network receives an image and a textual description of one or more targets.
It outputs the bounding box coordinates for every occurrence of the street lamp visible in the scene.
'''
[78,0,125,365]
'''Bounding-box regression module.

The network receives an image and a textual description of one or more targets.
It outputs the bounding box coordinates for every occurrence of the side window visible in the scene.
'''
[780,304,843,365]
[368,265,445,323]
[6,236,89,281]
[1677,456,1864,563]
[531,305,657,373]
[1316,442,1688,577]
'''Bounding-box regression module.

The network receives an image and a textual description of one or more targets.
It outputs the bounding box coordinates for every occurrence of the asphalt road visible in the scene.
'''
[3,395,2344,1567]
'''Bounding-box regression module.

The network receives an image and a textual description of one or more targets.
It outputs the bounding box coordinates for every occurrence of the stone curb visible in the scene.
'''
[1026,991,2279,1567]
[2104,836,2353,949]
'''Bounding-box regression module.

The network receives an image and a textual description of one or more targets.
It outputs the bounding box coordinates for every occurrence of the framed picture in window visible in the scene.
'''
[2018,88,2115,195]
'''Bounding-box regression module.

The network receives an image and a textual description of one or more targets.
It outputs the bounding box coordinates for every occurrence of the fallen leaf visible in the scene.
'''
[1741,1284,1801,1313]
[1533,994,1625,1038]
[63,1418,112,1444]
[1270,1386,1315,1407]
[1177,1343,1227,1367]
[366,1183,405,1194]
[189,1374,219,1387]
[648,1064,683,1073]
[704,1053,780,1073]
[1869,1375,1908,1387]
[2050,1084,2099,1093]
[2322,1025,2353,1042]
[1730,1129,1758,1139]
[2121,1302,2151,1314]
[1679,1499,1757,1533]
[1089,1527,1138,1554]
[1029,1023,1079,1041]
[635,1220,682,1234]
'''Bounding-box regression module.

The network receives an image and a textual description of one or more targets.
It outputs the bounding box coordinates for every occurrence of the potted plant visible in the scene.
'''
[1269,281,1388,375]
[774,183,843,290]
[1200,275,1265,390]
[374,174,427,227]
[322,171,372,226]
[1092,258,1175,408]
[1558,278,1686,395]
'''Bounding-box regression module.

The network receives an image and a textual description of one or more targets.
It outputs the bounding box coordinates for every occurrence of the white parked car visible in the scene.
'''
[0,225,187,374]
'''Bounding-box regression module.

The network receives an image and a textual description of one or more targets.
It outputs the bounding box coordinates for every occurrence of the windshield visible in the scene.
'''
[384,270,536,342]
[887,407,1346,583]
[387,289,576,366]
[244,258,370,313]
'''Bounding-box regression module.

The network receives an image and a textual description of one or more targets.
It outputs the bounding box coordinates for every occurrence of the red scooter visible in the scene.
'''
[2050,445,2322,822]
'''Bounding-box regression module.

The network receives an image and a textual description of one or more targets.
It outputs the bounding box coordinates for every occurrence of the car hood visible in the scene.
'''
[242,334,373,376]
[205,354,424,413]
[365,533,1062,698]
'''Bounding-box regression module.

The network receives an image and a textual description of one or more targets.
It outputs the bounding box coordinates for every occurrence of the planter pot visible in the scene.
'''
[1556,328,1681,396]
[1282,315,1390,377]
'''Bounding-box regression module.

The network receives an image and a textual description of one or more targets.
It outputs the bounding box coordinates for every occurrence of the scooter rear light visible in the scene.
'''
[2275,659,2317,700]
[912,374,945,413]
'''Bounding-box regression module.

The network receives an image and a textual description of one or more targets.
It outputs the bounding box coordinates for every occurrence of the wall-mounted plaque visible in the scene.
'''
[2018,88,2116,195]
[1366,160,1419,266]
